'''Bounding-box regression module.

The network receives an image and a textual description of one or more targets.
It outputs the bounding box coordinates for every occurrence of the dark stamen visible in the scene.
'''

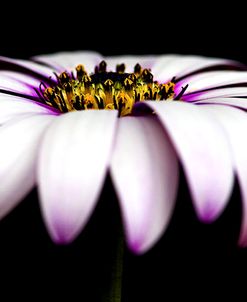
[171,76,176,83]
[134,63,141,74]
[34,87,46,102]
[39,82,47,91]
[142,69,153,83]
[174,84,189,100]
[53,72,60,83]
[116,64,125,73]
[99,61,107,73]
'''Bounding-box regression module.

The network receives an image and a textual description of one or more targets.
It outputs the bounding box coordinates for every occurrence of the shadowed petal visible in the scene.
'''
[38,110,118,244]
[199,105,247,247]
[0,114,54,219]
[110,115,179,254]
[135,101,234,222]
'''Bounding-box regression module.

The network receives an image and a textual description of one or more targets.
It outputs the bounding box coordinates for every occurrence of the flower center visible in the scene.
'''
[41,61,185,117]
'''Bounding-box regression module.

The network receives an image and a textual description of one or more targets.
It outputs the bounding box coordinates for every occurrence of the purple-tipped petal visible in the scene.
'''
[32,51,103,73]
[199,105,247,246]
[0,114,54,219]
[37,110,118,244]
[0,94,59,125]
[136,101,234,223]
[110,116,179,254]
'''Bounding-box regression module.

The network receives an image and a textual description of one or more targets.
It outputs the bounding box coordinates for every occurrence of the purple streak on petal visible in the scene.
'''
[176,71,247,96]
[0,94,60,124]
[31,58,66,74]
[195,98,247,111]
[134,101,234,223]
[152,55,245,83]
[182,87,247,102]
[0,56,57,85]
[0,84,61,114]
[37,110,118,244]
[182,91,210,102]
[0,87,42,103]
[175,61,247,82]
[110,115,179,254]
[183,84,247,101]
[0,70,62,112]
[0,71,48,99]
[0,113,54,219]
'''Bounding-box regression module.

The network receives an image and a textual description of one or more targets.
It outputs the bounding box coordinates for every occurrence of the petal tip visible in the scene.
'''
[49,229,75,246]
[52,235,71,245]
[45,214,78,245]
[127,235,153,255]
[128,240,145,255]
[238,231,247,248]
[238,239,246,248]
[196,201,222,224]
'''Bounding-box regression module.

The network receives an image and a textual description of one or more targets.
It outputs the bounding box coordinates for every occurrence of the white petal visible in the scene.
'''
[0,55,56,77]
[0,114,54,219]
[183,87,247,102]
[110,116,178,254]
[195,98,247,110]
[0,94,58,125]
[0,71,43,96]
[177,71,247,94]
[135,101,234,222]
[32,51,103,73]
[199,104,247,246]
[38,110,118,244]
[152,55,240,82]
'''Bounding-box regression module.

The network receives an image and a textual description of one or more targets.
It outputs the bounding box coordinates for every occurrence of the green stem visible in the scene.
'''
[110,233,124,302]
[103,227,124,302]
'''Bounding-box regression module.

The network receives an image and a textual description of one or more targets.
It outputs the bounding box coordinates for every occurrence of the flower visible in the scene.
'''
[1,51,247,254]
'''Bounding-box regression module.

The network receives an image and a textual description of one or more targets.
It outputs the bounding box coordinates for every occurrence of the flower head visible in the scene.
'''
[38,60,182,116]
[1,51,247,254]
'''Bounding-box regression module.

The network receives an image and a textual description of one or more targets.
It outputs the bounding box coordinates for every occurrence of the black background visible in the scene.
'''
[1,3,247,64]
[1,3,247,301]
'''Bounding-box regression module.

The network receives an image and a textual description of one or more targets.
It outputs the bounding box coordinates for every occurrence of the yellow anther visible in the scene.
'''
[105,103,115,110]
[44,87,54,97]
[104,79,114,87]
[84,94,98,109]
[124,78,133,86]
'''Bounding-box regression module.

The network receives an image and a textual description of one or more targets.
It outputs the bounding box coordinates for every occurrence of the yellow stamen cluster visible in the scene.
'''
[42,61,176,117]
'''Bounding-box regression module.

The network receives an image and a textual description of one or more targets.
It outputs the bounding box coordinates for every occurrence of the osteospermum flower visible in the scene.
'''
[1,51,247,254]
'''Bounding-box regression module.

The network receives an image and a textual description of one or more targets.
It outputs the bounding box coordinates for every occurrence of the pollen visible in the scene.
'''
[41,61,187,117]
